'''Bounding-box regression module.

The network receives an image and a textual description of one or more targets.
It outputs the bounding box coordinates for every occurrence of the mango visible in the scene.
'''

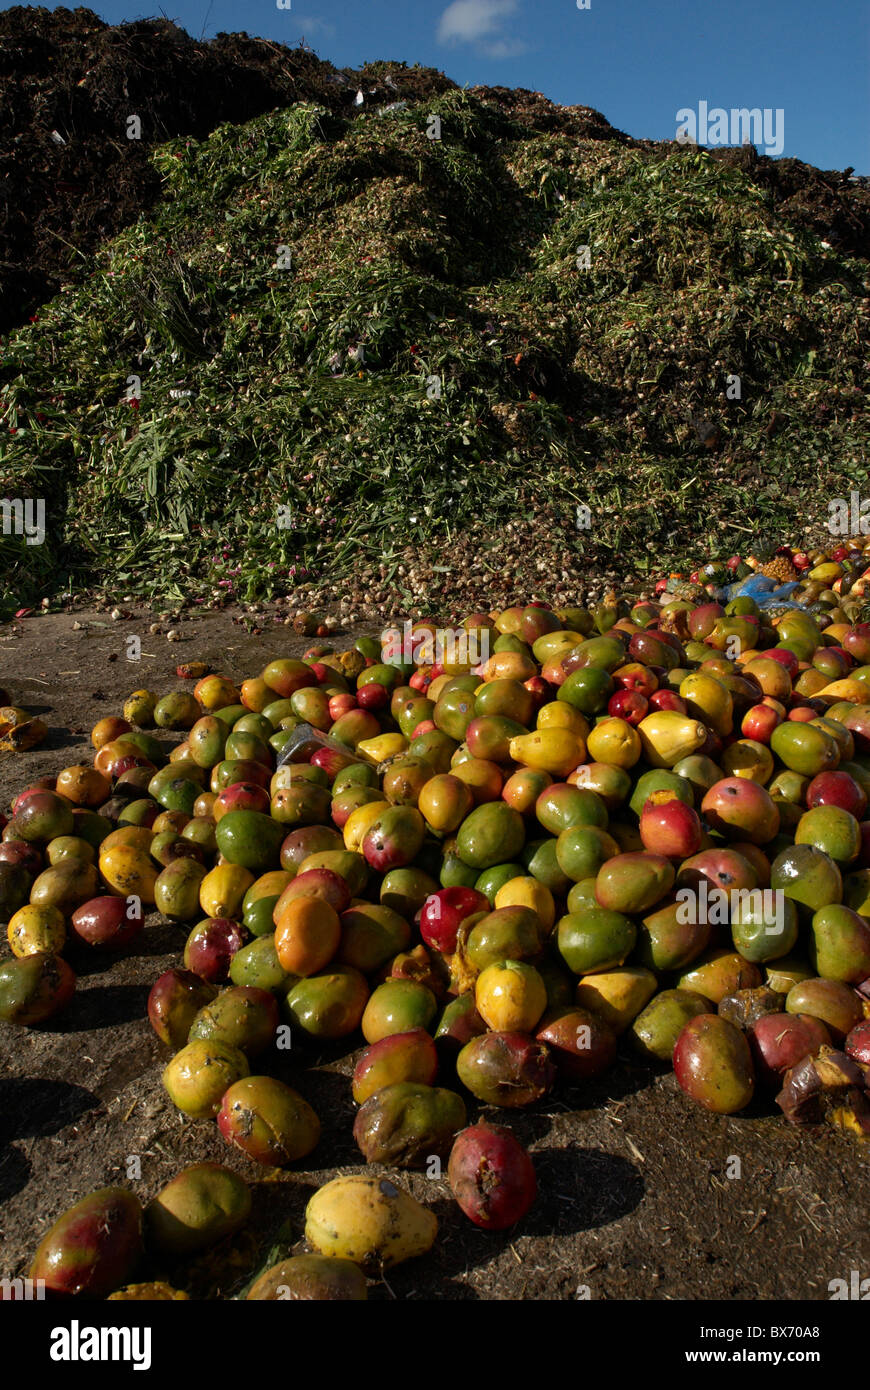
[30,1188,143,1298]
[635,899,711,972]
[574,965,658,1033]
[637,712,707,768]
[145,1163,251,1256]
[305,1175,437,1270]
[247,1256,367,1301]
[29,860,98,916]
[189,985,279,1056]
[509,729,584,777]
[673,1014,755,1113]
[785,977,864,1042]
[810,904,870,984]
[594,851,674,915]
[200,863,255,919]
[455,802,525,870]
[217,1075,320,1164]
[162,1039,250,1119]
[354,1082,466,1167]
[283,966,369,1039]
[7,904,66,958]
[337,901,411,974]
[0,951,75,1026]
[457,1030,555,1106]
[154,857,207,921]
[464,905,543,971]
[556,908,636,976]
[630,988,714,1062]
[677,948,763,1004]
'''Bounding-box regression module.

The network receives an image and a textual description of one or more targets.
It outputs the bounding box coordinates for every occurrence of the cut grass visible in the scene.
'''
[0,92,867,617]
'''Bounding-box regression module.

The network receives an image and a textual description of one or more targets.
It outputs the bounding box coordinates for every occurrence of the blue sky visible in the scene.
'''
[15,0,870,171]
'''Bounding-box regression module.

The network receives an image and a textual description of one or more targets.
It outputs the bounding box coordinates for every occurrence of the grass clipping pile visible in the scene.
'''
[1,9,869,617]
[2,555,870,1298]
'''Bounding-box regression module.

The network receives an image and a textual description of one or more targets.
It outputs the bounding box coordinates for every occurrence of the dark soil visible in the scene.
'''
[0,607,868,1300]
[2,6,868,336]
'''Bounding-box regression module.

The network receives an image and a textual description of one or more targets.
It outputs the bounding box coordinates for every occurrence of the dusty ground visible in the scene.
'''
[0,606,868,1301]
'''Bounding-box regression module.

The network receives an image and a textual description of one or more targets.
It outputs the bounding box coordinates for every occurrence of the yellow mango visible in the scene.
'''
[637,712,707,768]
[305,1176,437,1270]
[508,729,585,777]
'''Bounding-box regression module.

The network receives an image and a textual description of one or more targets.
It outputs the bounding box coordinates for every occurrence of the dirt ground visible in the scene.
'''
[1,605,868,1301]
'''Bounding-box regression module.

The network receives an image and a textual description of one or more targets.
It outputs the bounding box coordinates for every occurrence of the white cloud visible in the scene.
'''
[437,0,526,57]
[293,15,337,38]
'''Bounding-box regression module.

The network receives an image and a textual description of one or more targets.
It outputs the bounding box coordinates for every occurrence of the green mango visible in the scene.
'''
[216,810,284,872]
[556,908,636,975]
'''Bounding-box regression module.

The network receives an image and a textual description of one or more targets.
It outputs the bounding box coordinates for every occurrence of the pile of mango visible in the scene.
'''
[3,539,870,1298]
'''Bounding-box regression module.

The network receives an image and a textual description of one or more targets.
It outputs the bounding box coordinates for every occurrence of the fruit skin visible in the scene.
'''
[730,891,799,963]
[701,778,780,845]
[162,1039,250,1119]
[337,901,411,974]
[639,792,702,858]
[362,805,426,872]
[7,903,65,958]
[770,844,843,916]
[274,896,341,977]
[246,1256,367,1301]
[464,905,543,971]
[215,810,285,872]
[783,978,864,1044]
[456,1031,556,1107]
[574,965,658,1033]
[448,1122,537,1230]
[419,886,489,954]
[217,1075,320,1165]
[455,802,526,870]
[352,1029,439,1105]
[304,1175,437,1270]
[534,1006,617,1079]
[188,986,279,1056]
[353,1082,466,1167]
[635,900,711,973]
[148,969,219,1048]
[794,805,861,867]
[184,918,249,983]
[809,904,870,983]
[509,729,584,777]
[434,992,489,1057]
[0,952,75,1026]
[630,989,714,1062]
[30,1188,143,1298]
[283,966,370,1039]
[98,843,158,904]
[475,960,548,1031]
[677,948,763,1004]
[748,1013,832,1089]
[361,980,437,1044]
[770,721,839,777]
[845,1020,870,1066]
[628,769,693,819]
[145,1163,251,1256]
[557,908,636,975]
[29,852,96,910]
[673,1014,755,1114]
[154,858,207,922]
[594,852,674,915]
[637,712,707,768]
